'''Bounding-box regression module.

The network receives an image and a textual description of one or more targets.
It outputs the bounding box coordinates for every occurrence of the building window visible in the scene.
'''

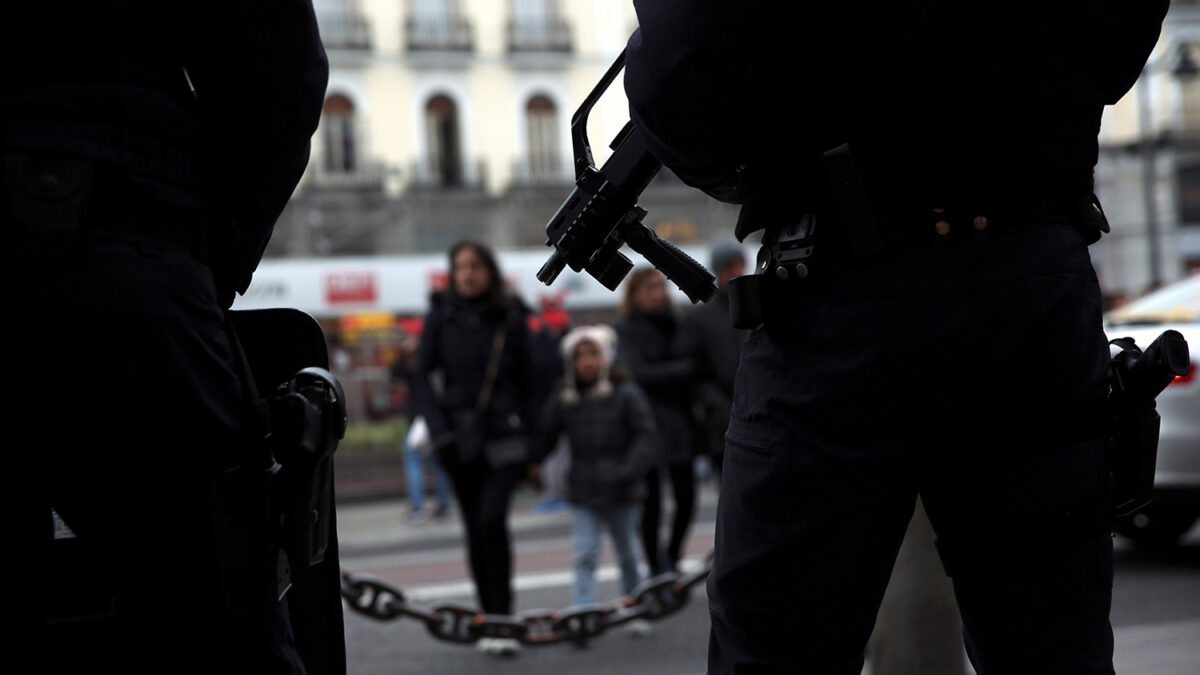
[412,0,457,24]
[408,0,472,51]
[513,0,552,29]
[323,94,357,173]
[1180,163,1200,225]
[1182,44,1200,134]
[313,0,371,50]
[525,95,560,183]
[425,94,463,187]
[508,0,570,52]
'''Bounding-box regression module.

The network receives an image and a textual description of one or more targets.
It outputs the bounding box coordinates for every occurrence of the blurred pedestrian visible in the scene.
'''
[392,333,451,524]
[7,3,337,674]
[532,325,656,638]
[624,2,1169,673]
[528,294,574,513]
[613,268,696,574]
[412,240,538,656]
[675,238,748,481]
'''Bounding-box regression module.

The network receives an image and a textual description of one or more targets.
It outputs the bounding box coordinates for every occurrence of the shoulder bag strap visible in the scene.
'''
[475,323,507,413]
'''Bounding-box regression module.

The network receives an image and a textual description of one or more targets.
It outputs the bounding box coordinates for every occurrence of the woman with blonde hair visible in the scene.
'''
[613,267,697,574]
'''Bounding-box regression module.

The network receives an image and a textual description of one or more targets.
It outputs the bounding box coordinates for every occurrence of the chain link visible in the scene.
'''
[340,551,714,647]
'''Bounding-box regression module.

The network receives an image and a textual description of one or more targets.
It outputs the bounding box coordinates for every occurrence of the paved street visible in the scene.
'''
[336,483,1200,675]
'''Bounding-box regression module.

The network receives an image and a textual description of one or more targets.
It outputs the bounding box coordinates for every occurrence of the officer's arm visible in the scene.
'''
[1095,0,1171,104]
[182,1,330,306]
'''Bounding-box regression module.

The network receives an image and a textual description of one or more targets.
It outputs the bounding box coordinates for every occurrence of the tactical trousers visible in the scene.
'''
[9,236,306,675]
[446,457,525,614]
[707,220,1114,675]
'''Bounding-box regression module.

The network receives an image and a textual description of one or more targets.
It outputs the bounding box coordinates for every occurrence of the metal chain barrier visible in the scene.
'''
[340,551,713,647]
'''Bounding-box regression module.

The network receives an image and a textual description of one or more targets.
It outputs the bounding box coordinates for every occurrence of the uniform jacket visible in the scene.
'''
[1,2,329,307]
[624,1,1171,241]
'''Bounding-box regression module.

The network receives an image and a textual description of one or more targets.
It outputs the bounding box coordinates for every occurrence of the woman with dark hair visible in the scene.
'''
[613,267,697,575]
[412,240,537,656]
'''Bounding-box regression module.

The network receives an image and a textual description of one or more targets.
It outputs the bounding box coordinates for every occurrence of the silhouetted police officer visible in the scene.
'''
[624,2,1170,673]
[4,3,330,673]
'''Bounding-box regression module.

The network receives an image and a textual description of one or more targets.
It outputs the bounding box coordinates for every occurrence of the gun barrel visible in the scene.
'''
[537,251,567,285]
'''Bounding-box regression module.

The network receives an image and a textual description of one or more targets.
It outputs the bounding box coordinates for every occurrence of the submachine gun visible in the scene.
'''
[1107,329,1190,516]
[537,49,717,304]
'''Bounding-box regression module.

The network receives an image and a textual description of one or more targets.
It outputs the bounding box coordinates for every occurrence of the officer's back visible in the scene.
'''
[626,2,1167,236]
[4,2,330,673]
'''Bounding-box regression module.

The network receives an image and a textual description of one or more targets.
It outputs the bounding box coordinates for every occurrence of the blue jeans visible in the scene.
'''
[405,441,450,513]
[572,504,643,606]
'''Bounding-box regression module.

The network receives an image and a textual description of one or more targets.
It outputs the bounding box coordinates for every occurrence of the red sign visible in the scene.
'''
[325,271,378,304]
[428,270,449,291]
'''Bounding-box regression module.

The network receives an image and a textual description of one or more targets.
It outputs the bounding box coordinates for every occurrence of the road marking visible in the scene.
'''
[404,558,709,602]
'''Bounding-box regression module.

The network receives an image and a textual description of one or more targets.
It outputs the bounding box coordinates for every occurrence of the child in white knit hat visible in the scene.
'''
[531,325,658,636]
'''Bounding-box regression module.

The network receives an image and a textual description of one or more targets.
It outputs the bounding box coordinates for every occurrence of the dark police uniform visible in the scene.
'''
[624,2,1169,673]
[3,3,329,673]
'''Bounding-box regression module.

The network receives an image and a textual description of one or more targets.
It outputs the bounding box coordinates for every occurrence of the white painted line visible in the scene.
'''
[404,558,708,602]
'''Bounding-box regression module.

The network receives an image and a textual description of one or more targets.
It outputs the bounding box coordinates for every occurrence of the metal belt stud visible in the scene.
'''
[932,207,951,236]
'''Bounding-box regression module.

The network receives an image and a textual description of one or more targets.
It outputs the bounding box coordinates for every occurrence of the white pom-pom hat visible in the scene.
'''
[559,324,618,403]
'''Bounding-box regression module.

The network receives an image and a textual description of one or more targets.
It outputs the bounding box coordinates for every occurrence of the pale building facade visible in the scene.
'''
[1093,0,1200,300]
[270,1,735,262]
[274,2,1199,305]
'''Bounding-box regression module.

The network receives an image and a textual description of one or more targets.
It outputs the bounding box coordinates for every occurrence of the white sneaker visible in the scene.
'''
[475,638,495,653]
[625,619,654,638]
[486,637,521,656]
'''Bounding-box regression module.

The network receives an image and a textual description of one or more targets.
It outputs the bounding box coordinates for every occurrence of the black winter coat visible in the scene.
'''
[536,381,658,509]
[674,288,746,458]
[414,291,538,462]
[613,310,695,465]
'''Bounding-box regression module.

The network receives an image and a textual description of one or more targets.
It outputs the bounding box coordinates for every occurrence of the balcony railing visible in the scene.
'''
[318,12,372,50]
[409,158,487,190]
[1183,86,1200,136]
[506,17,572,53]
[308,160,388,191]
[405,15,475,52]
[511,156,571,187]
